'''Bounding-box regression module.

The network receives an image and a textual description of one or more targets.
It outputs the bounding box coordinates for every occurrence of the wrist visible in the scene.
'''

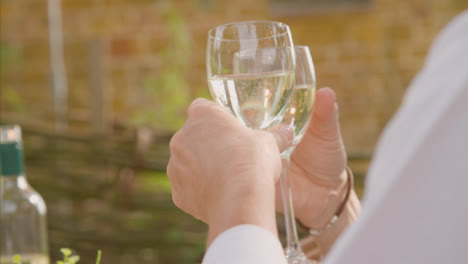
[207,178,277,246]
[299,167,361,260]
[301,189,361,260]
[297,168,348,229]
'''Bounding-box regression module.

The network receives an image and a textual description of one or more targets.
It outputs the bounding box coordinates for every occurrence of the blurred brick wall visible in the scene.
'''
[1,0,467,153]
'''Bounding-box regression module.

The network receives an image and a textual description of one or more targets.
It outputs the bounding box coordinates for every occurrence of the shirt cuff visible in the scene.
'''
[203,224,287,264]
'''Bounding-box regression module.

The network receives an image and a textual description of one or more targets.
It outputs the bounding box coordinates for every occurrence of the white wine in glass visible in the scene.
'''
[208,71,295,129]
[206,21,296,130]
[284,85,315,144]
[281,46,316,155]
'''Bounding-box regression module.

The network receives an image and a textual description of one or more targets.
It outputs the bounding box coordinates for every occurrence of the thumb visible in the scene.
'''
[266,125,294,153]
[307,87,341,141]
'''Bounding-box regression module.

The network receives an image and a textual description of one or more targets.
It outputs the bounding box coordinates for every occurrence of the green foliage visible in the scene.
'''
[1,44,27,114]
[13,249,102,264]
[95,250,101,264]
[57,248,80,264]
[166,226,183,242]
[13,255,21,264]
[0,43,22,74]
[162,5,190,66]
[138,170,172,193]
[132,70,189,130]
[130,2,192,131]
[195,86,212,99]
[3,88,27,112]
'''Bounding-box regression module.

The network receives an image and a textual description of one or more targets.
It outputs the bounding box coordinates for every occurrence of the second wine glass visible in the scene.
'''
[279,46,317,264]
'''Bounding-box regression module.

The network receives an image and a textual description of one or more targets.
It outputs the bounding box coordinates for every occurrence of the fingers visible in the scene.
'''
[292,86,347,184]
[307,87,341,141]
[267,125,294,153]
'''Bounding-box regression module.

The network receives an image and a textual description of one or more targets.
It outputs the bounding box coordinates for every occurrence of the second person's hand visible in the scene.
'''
[276,87,349,229]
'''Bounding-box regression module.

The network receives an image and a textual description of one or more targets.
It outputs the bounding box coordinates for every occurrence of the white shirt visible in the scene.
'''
[203,10,468,264]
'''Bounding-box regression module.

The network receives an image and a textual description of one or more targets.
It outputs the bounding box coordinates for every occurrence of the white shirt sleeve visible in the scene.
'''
[323,10,468,264]
[202,225,287,264]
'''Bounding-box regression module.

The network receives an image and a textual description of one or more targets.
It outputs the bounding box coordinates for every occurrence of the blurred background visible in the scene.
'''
[1,0,467,263]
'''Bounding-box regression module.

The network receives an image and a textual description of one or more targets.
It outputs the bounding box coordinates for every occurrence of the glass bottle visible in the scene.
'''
[0,125,49,264]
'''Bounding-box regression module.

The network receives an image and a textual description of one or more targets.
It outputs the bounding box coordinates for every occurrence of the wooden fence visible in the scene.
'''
[1,116,370,264]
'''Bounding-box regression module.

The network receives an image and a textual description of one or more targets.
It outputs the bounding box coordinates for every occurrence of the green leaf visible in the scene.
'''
[13,255,21,264]
[60,248,72,258]
[56,261,65,264]
[68,255,80,263]
[95,250,102,264]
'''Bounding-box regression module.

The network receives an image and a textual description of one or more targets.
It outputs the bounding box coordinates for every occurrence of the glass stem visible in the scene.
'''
[280,155,303,257]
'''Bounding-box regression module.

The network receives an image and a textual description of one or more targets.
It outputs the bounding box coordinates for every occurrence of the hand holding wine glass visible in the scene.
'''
[206,22,319,264]
[167,98,294,245]
[170,20,350,264]
[279,87,348,230]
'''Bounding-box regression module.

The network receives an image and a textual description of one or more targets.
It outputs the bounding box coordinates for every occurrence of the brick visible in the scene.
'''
[0,0,466,154]
[110,36,138,56]
[61,0,95,10]
[22,41,50,60]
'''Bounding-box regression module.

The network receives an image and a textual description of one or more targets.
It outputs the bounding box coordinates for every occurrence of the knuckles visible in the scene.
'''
[187,98,216,118]
[187,98,231,124]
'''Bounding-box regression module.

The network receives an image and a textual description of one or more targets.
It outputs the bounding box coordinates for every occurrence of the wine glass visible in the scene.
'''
[279,46,317,264]
[206,21,295,129]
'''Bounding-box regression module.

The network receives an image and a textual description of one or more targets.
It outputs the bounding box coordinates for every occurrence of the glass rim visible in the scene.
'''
[208,20,291,42]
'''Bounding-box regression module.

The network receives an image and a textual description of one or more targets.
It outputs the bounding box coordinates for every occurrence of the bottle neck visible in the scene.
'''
[0,174,28,190]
